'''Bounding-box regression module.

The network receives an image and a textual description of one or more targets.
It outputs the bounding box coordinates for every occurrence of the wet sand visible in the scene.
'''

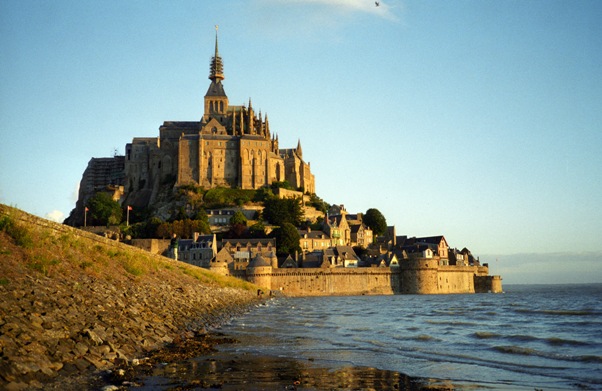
[95,332,456,391]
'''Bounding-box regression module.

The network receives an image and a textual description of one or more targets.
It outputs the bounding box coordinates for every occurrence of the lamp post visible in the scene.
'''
[84,207,88,228]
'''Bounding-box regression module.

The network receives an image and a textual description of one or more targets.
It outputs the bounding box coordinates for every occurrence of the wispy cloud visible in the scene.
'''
[45,210,64,223]
[284,0,396,20]
[257,0,399,21]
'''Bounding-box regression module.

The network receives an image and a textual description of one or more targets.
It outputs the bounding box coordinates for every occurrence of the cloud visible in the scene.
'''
[258,0,399,21]
[71,182,80,203]
[45,210,64,223]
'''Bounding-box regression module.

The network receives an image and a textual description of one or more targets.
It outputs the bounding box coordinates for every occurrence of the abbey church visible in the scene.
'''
[124,31,315,206]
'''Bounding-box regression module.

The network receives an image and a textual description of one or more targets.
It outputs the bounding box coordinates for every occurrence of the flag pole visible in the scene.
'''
[126,205,132,227]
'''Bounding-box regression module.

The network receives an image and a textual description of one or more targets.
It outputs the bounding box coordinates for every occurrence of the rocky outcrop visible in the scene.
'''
[0,205,259,390]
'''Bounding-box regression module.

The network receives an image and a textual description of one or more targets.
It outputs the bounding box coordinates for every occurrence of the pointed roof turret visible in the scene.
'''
[205,26,227,102]
[296,139,303,159]
[265,113,270,138]
[209,25,224,82]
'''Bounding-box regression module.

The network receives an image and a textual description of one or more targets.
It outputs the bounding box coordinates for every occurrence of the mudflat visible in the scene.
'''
[88,331,449,391]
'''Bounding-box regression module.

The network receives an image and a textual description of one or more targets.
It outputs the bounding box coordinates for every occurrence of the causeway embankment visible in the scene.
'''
[0,204,260,390]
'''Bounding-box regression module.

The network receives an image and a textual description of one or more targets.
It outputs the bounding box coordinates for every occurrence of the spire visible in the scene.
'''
[296,139,303,159]
[265,113,270,138]
[209,25,224,82]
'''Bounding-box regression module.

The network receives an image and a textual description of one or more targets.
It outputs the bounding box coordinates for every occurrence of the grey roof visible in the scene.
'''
[205,80,226,97]
[280,255,298,268]
[222,238,276,247]
[298,229,329,239]
[248,254,271,268]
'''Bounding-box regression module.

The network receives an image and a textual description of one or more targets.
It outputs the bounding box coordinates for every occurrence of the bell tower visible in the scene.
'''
[203,26,229,123]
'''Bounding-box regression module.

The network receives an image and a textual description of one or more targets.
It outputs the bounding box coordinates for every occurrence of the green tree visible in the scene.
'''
[227,211,248,238]
[364,208,387,237]
[87,192,122,226]
[155,218,210,239]
[270,180,293,191]
[262,197,304,227]
[229,211,248,226]
[248,222,267,238]
[271,222,301,257]
[307,194,329,214]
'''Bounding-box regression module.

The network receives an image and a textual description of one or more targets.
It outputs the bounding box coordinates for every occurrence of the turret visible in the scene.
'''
[296,139,303,159]
[203,26,228,122]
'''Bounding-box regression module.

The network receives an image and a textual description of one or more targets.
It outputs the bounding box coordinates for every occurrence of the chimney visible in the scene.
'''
[194,232,199,242]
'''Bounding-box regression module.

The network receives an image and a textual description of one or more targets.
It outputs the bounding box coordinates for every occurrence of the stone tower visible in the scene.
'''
[203,27,228,123]
[122,29,316,214]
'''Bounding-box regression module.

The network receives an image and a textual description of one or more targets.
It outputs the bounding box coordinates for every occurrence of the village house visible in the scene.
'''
[220,238,277,270]
[396,235,449,263]
[298,227,333,252]
[350,223,373,248]
[177,233,218,268]
[207,208,259,226]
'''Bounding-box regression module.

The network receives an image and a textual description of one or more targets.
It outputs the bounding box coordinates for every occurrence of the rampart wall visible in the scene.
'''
[1,205,501,296]
[242,261,502,296]
[268,268,399,296]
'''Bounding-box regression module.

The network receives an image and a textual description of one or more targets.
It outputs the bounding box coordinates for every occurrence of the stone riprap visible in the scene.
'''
[0,205,259,390]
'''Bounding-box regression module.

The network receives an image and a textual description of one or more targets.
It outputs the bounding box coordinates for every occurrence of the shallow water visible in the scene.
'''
[218,284,602,390]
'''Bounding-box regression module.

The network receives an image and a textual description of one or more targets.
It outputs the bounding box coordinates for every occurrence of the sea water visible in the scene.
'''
[218,284,602,390]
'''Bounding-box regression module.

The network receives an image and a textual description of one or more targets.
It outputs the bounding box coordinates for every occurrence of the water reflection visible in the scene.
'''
[137,350,451,390]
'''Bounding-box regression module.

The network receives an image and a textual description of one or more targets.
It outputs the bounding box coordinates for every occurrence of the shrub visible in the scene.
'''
[28,256,60,276]
[0,215,33,248]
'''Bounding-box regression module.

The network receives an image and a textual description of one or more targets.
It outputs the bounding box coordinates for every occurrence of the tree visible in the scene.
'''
[227,211,248,238]
[229,211,248,226]
[307,193,329,214]
[87,192,122,226]
[248,222,267,238]
[155,218,210,239]
[271,222,301,257]
[364,208,387,237]
[262,197,304,227]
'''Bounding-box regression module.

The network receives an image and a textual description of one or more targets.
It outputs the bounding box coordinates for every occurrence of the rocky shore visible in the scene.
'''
[0,206,259,390]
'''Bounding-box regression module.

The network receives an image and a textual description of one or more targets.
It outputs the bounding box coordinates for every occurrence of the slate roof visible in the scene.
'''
[280,255,298,268]
[222,238,276,248]
[298,229,329,239]
[248,254,271,268]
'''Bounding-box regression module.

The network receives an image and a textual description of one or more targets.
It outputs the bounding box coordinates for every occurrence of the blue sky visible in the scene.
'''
[1,0,601,283]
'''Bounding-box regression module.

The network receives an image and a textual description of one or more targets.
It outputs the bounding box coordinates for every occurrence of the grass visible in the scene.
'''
[0,214,33,249]
[28,255,61,276]
[1,204,258,292]
[80,261,94,270]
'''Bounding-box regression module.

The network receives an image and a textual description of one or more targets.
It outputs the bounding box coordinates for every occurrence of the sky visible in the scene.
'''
[1,0,601,284]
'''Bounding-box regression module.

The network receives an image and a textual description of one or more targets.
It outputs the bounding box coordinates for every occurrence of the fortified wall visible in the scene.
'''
[230,260,502,296]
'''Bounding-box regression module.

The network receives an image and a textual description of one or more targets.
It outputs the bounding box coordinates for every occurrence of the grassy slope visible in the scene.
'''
[0,205,259,386]
[0,205,256,291]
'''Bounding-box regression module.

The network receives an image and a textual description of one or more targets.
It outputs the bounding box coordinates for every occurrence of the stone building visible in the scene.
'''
[64,157,125,226]
[177,233,218,268]
[124,31,315,208]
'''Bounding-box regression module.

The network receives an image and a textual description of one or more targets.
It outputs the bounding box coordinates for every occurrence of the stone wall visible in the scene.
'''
[130,238,170,256]
[247,268,398,296]
[238,258,502,296]
[0,205,259,388]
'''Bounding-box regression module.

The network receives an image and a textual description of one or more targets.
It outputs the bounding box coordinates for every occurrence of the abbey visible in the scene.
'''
[125,32,315,206]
